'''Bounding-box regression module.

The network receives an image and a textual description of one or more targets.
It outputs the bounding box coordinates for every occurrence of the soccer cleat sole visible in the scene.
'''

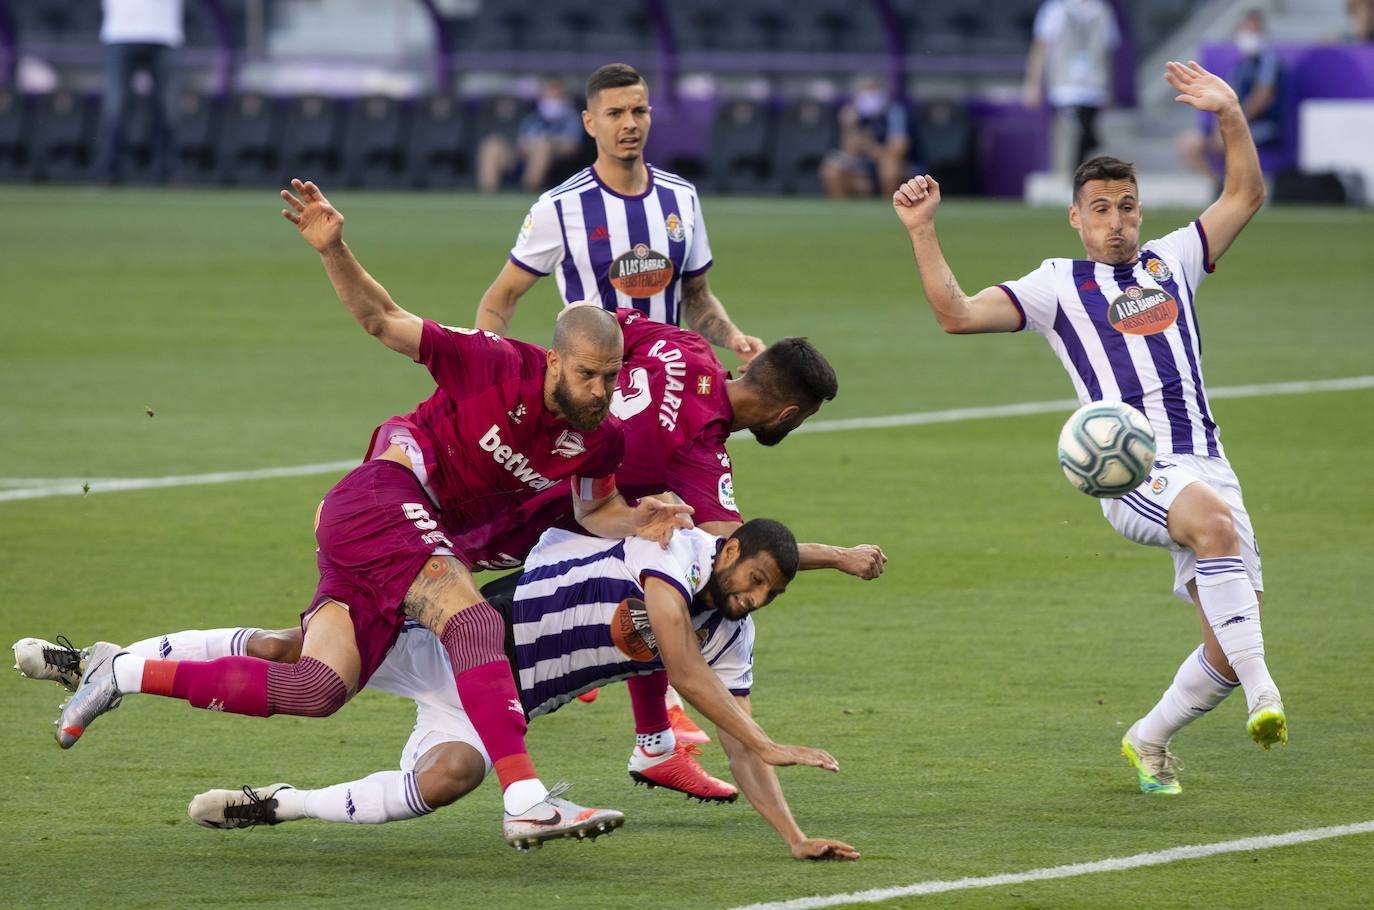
[629,771,739,804]
[1121,735,1181,795]
[1247,707,1288,750]
[507,816,624,853]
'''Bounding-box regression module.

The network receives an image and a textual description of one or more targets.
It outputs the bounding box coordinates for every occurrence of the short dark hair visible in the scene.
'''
[730,518,800,582]
[742,337,838,411]
[585,63,647,106]
[1072,156,1137,202]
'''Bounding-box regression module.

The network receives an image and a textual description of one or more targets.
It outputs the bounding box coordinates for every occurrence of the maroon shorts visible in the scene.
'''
[306,459,465,687]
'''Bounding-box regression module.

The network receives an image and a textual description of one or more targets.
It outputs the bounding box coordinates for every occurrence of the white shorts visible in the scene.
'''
[365,623,493,775]
[1100,453,1264,603]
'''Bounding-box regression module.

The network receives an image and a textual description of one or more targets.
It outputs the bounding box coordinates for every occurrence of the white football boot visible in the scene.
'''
[502,781,624,851]
[13,636,88,691]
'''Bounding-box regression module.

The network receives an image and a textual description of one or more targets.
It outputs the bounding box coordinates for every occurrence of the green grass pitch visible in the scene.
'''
[1,185,1372,909]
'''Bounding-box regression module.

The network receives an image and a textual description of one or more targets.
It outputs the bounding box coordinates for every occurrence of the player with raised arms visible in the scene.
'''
[476,63,763,367]
[891,62,1284,794]
[50,179,692,850]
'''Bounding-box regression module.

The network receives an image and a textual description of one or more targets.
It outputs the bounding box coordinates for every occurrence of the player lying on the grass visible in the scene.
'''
[50,179,694,850]
[19,521,859,860]
[891,61,1284,795]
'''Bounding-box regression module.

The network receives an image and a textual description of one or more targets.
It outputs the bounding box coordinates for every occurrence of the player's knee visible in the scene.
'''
[1190,508,1238,557]
[246,628,303,663]
[414,743,485,808]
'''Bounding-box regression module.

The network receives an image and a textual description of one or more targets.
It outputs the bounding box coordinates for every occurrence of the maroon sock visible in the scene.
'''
[141,656,347,718]
[441,603,535,789]
[626,670,672,734]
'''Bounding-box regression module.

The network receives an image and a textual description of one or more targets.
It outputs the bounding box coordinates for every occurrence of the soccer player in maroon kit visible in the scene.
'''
[55,180,692,849]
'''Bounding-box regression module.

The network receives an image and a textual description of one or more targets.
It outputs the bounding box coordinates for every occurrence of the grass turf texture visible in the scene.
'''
[1,187,1372,909]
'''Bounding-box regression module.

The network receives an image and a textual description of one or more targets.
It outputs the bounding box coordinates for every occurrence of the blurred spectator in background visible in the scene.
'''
[95,0,183,183]
[1022,0,1118,173]
[476,78,584,193]
[1178,10,1281,182]
[1348,0,1374,41]
[820,77,911,199]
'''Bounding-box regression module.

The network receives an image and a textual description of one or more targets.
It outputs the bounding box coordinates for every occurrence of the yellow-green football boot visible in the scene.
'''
[1121,725,1182,795]
[1246,693,1288,750]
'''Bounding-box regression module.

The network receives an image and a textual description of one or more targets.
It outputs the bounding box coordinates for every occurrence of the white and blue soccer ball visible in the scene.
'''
[1057,402,1157,498]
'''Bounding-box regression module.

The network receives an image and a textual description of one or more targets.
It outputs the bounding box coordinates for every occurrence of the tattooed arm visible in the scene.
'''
[679,272,765,366]
[892,174,1023,335]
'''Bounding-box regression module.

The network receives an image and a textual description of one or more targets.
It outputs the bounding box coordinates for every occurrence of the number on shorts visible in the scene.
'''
[403,502,438,531]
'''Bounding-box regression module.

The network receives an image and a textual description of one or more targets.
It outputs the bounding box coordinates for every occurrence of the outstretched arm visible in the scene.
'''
[892,175,1024,335]
[717,695,860,861]
[1166,60,1266,265]
[679,272,765,367]
[281,179,422,358]
[573,487,694,549]
[698,521,887,580]
[645,577,839,773]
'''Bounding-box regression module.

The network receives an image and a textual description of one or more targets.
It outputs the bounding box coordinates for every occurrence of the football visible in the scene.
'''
[1057,402,1157,498]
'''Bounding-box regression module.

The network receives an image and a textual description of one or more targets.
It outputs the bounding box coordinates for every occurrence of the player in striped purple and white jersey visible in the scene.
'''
[893,61,1285,795]
[476,63,764,367]
[140,521,857,860]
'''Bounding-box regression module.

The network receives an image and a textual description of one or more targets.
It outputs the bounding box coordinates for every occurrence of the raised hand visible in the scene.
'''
[281,178,344,252]
[791,837,861,862]
[729,333,766,368]
[759,742,840,772]
[1165,60,1240,114]
[892,174,942,230]
[632,496,695,548]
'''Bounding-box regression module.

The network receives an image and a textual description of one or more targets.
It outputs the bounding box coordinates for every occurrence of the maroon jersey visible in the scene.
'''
[459,308,739,569]
[366,320,624,534]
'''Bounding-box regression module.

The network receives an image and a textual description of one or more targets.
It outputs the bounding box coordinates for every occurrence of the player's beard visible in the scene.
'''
[750,415,803,447]
[552,371,610,431]
[701,565,748,621]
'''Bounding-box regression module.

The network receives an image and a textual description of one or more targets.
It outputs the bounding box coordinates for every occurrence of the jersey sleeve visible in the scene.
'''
[417,320,520,393]
[1033,1,1064,41]
[683,194,713,277]
[665,442,741,525]
[624,533,700,606]
[577,421,624,481]
[707,618,755,696]
[997,259,1059,334]
[1148,221,1215,287]
[508,196,564,277]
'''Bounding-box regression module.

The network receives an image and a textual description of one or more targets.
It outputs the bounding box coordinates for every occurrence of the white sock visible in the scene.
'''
[1195,557,1278,711]
[112,653,146,693]
[502,778,549,816]
[635,726,676,756]
[297,771,433,824]
[123,627,261,661]
[1134,645,1238,748]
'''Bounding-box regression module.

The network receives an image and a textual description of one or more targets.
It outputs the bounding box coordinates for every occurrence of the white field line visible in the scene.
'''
[726,820,1374,910]
[3,375,1371,504]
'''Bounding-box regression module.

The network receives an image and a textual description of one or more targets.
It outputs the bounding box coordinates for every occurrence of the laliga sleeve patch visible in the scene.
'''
[574,473,617,501]
[609,598,659,662]
[1108,286,1178,335]
[718,473,736,511]
[609,244,674,298]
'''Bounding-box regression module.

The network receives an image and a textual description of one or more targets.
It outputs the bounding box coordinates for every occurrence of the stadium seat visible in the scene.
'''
[769,99,837,194]
[917,100,977,196]
[704,100,774,195]
[340,96,410,189]
[30,91,97,183]
[216,92,281,187]
[171,92,222,185]
[472,95,533,149]
[407,95,471,189]
[279,95,344,186]
[0,89,33,182]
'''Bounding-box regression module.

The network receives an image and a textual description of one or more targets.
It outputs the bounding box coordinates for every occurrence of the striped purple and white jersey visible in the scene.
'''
[507,164,713,325]
[999,220,1223,457]
[511,527,753,719]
